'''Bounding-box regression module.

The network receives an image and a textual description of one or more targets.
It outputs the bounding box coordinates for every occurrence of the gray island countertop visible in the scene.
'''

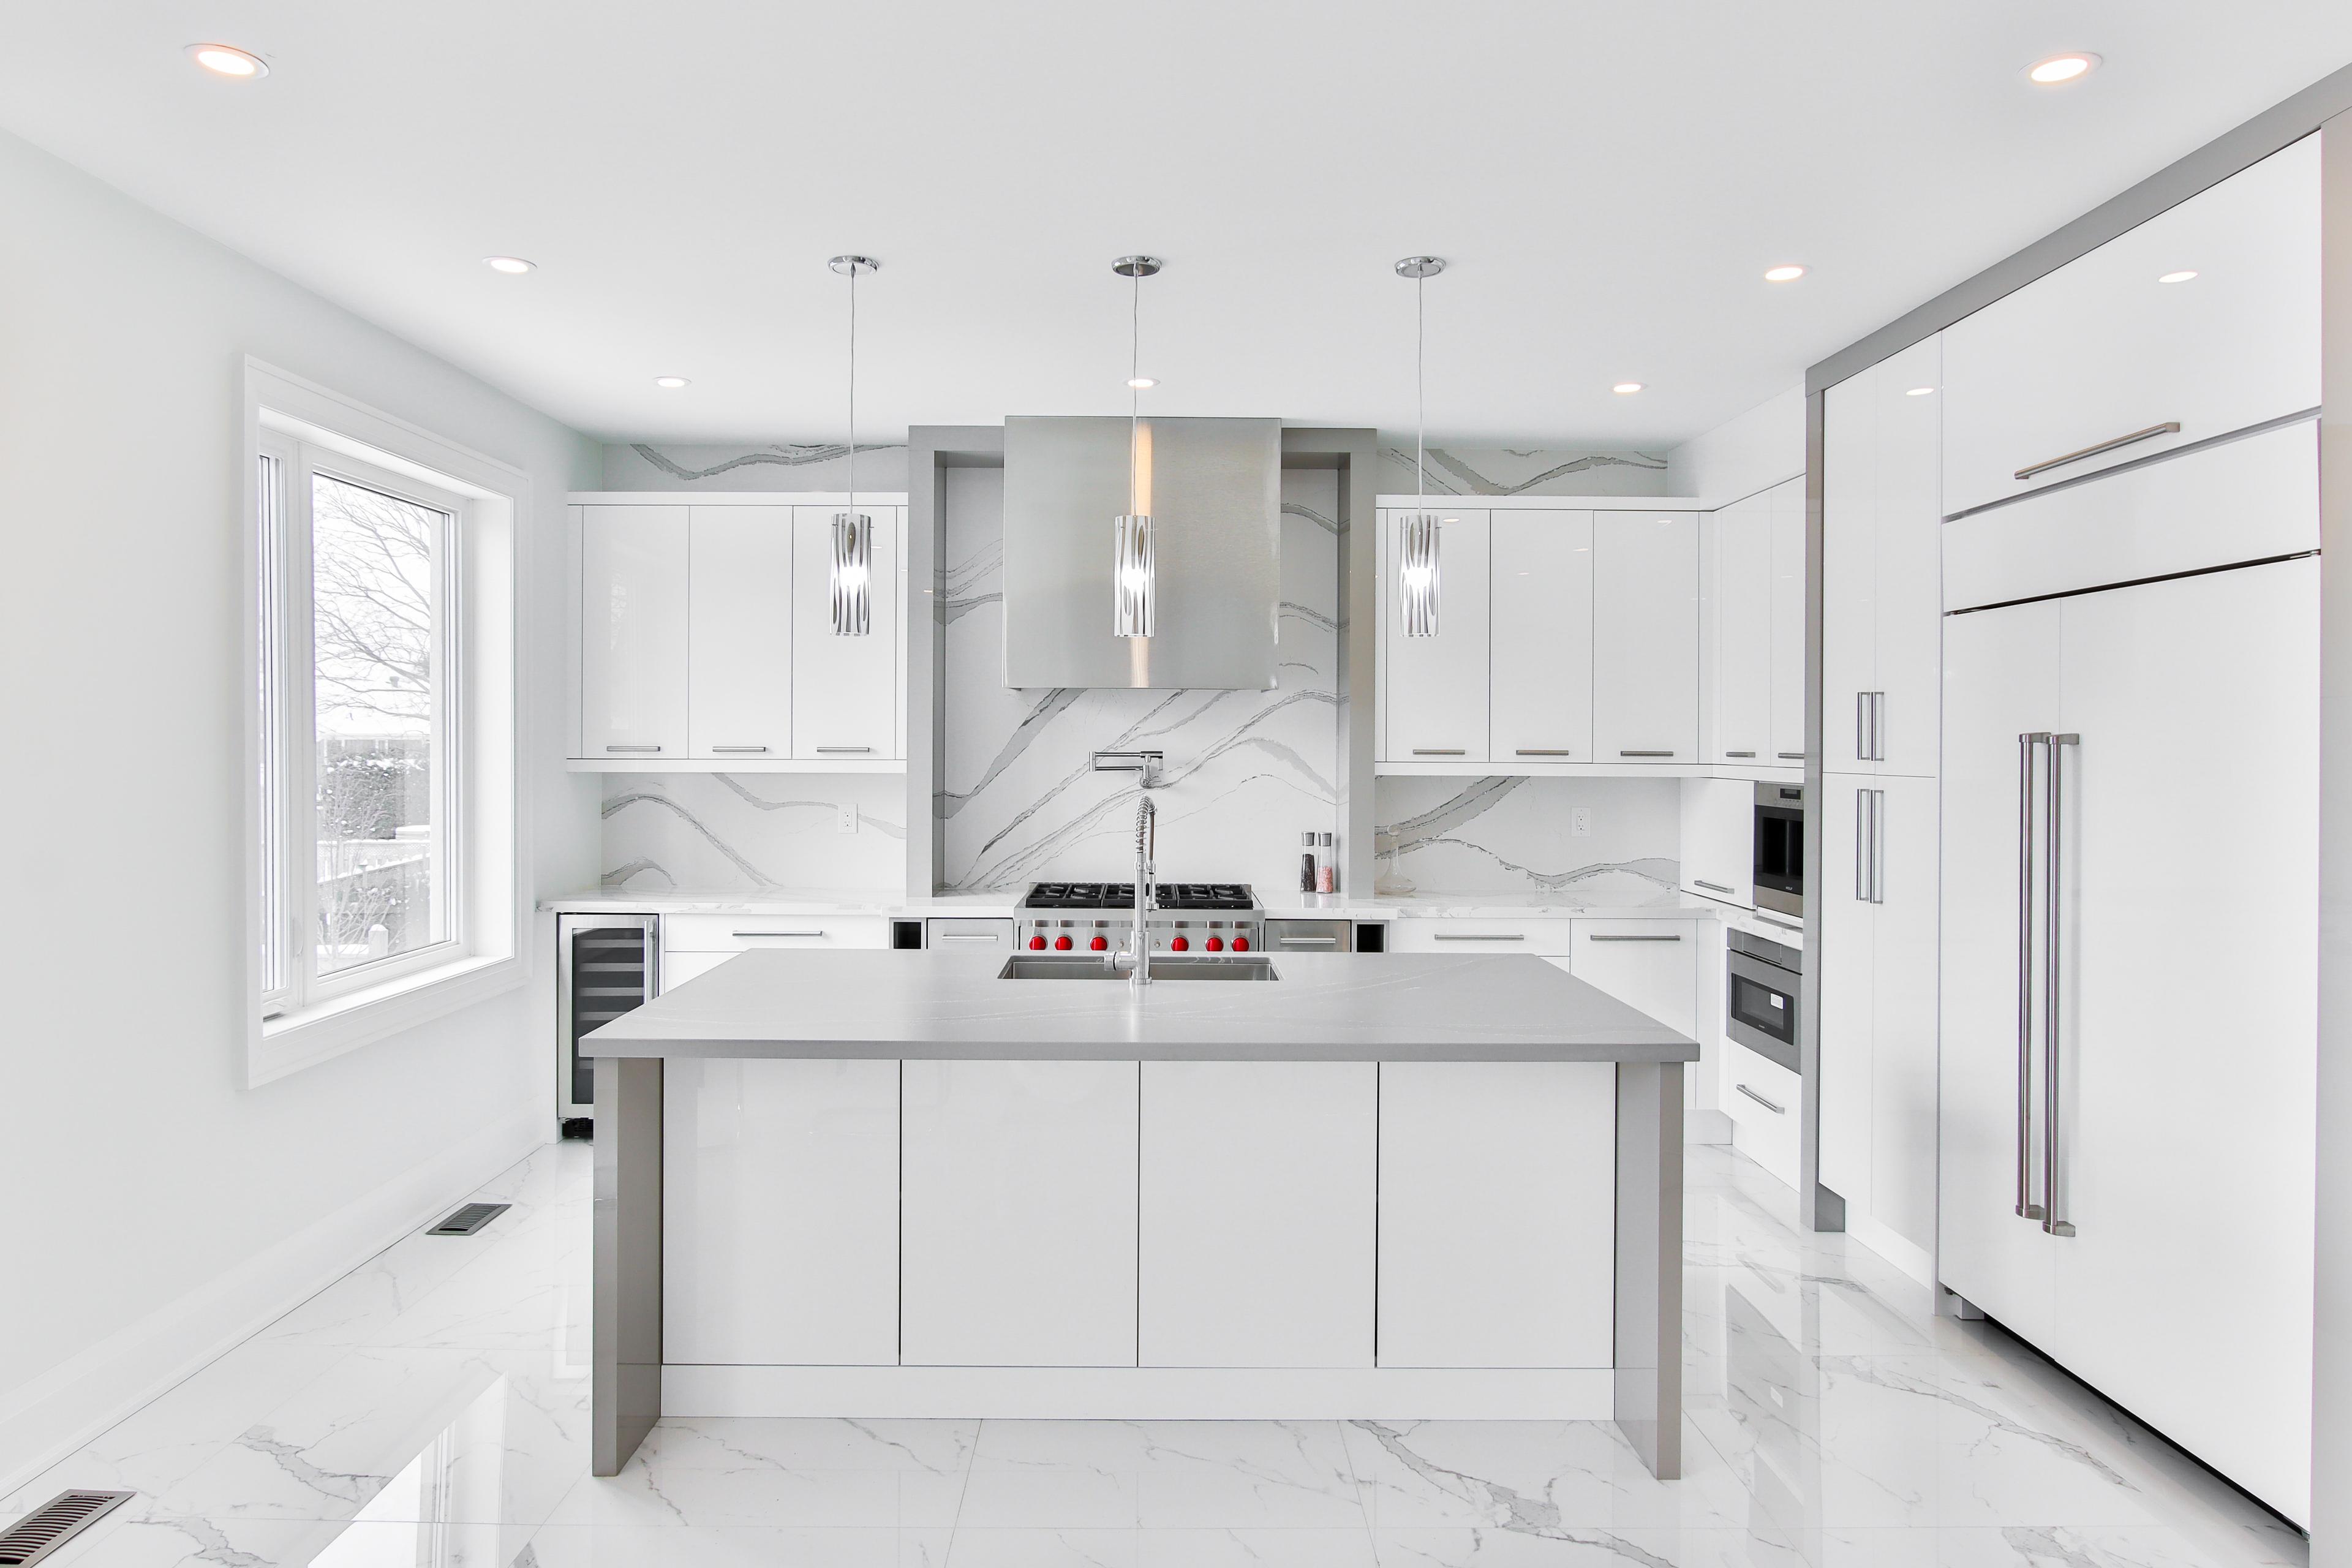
[582,948,1698,1062]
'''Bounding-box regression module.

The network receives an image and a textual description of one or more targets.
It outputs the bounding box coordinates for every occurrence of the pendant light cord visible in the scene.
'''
[1129,269,1141,515]
[846,262,858,516]
[1415,273,1426,507]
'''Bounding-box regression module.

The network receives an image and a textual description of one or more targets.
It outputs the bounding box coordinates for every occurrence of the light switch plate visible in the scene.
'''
[1572,807,1593,838]
[836,804,858,834]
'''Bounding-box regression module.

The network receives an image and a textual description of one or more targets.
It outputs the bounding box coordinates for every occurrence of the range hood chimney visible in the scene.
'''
[1000,415,1281,690]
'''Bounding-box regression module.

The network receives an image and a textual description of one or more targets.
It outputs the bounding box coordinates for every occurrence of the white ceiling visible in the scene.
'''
[6,2,2350,448]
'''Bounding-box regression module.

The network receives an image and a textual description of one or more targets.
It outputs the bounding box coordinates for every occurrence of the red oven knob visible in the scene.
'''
[1205,936,1224,952]
[1028,935,1047,950]
[1054,934,1072,951]
[1090,935,1108,951]
[1170,936,1189,952]
[1231,936,1250,952]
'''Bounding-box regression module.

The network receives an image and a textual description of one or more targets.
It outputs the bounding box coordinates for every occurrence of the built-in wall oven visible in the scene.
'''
[1753,782,1806,918]
[1725,929,1801,1074]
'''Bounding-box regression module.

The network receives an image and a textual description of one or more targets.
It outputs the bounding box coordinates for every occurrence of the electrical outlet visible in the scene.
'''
[836,804,858,834]
[1572,807,1594,838]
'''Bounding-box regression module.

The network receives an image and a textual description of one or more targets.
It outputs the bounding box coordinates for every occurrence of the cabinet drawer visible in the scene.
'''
[926,917,1016,949]
[662,913,891,952]
[1570,919,1698,1037]
[1385,917,1575,956]
[1940,137,2319,518]
[1722,1041,1801,1189]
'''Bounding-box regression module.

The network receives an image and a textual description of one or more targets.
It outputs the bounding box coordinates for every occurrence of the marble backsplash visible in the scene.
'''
[1374,775,1680,901]
[937,466,1341,894]
[600,772,907,892]
[1374,443,1670,497]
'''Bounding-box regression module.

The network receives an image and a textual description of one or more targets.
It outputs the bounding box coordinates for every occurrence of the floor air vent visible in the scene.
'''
[0,1490,134,1565]
[426,1202,510,1236]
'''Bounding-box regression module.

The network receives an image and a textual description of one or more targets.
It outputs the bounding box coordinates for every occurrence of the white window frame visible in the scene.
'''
[245,361,527,1087]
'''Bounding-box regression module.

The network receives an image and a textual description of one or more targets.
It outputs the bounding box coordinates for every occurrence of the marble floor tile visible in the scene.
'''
[957,1419,1368,1531]
[543,1417,973,1529]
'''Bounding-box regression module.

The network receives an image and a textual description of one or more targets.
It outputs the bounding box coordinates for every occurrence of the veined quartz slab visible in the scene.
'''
[579,949,1696,1063]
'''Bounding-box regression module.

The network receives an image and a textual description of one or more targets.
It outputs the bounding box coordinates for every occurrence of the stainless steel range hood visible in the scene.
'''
[1001,415,1281,689]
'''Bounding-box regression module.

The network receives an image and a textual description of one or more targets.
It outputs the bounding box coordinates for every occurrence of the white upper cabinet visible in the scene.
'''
[1766,479,1807,765]
[1823,336,1942,777]
[1709,495,1773,763]
[1490,510,1594,763]
[1941,135,2320,518]
[1592,511,1698,763]
[687,506,792,760]
[1382,508,1491,761]
[580,504,690,761]
[790,505,900,760]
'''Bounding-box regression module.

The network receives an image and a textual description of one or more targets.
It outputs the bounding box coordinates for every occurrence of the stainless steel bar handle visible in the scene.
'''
[1735,1084,1787,1115]
[1433,932,1523,941]
[1589,933,1681,943]
[605,744,662,753]
[1619,750,1674,758]
[710,745,771,753]
[1412,748,1468,756]
[933,933,1001,941]
[2043,733,2079,1237]
[815,745,873,753]
[1725,751,1757,759]
[2014,423,2181,483]
[1873,693,1887,763]
[1855,786,1871,902]
[1515,748,1575,756]
[1693,880,1735,894]
[1776,751,1806,761]
[2016,731,2046,1220]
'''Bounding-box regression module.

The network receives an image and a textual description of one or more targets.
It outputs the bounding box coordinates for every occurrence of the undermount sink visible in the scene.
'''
[997,955,1280,982]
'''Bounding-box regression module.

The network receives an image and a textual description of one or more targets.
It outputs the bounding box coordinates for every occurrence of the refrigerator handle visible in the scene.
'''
[2043,734,2080,1238]
[2016,733,2048,1221]
[1855,786,1871,902]
[1871,789,1887,905]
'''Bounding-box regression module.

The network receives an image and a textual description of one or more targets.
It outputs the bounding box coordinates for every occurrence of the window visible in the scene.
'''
[259,442,466,1012]
[247,360,524,1081]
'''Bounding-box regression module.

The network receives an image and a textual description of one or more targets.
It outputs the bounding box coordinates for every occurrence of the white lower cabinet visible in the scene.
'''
[663,1058,900,1365]
[1376,1062,1615,1368]
[900,1060,1139,1367]
[1569,920,1698,1038]
[1383,917,1574,955]
[1721,1041,1800,1189]
[1138,1062,1376,1368]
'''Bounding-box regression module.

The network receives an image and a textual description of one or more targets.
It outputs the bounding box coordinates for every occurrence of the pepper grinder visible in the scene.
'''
[1300,831,1318,894]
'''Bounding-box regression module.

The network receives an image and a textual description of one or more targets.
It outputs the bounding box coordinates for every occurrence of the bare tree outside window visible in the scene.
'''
[311,472,448,973]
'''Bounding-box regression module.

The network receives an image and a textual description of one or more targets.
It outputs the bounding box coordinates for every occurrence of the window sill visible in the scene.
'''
[251,952,523,1088]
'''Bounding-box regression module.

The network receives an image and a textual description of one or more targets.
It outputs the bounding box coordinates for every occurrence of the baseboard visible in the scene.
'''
[0,1107,545,1499]
[663,1363,1614,1420]
[1844,1207,1936,1287]
[1685,1108,1732,1145]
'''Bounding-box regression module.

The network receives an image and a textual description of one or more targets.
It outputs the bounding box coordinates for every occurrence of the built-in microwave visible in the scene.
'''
[1726,929,1801,1074]
[1753,782,1805,918]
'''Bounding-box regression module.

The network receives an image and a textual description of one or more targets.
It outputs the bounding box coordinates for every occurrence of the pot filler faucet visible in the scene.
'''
[1090,750,1162,987]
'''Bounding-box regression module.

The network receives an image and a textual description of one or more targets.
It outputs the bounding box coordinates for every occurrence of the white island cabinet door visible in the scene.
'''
[900,1060,1138,1366]
[580,505,690,760]
[1490,510,1593,763]
[687,506,792,760]
[663,1058,899,1366]
[1139,1062,1376,1368]
[1377,1062,1614,1368]
[791,505,900,760]
[1592,512,1698,763]
[1382,508,1490,761]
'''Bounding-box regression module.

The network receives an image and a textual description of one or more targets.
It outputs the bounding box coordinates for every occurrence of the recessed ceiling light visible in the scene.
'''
[1905,386,1937,397]
[1763,265,1807,283]
[654,376,690,389]
[1613,382,1644,395]
[187,42,267,78]
[2028,53,2100,85]
[483,256,535,276]
[1127,377,1157,390]
[2158,270,2199,284]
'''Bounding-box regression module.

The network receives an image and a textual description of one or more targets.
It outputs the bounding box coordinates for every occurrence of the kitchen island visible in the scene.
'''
[584,947,1695,1480]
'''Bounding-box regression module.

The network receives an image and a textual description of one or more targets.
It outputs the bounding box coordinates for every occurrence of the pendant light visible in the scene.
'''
[1112,254,1161,639]
[1395,255,1446,637]
[828,254,880,636]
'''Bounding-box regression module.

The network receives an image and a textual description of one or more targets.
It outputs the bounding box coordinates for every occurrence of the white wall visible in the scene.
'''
[1666,385,1806,504]
[0,127,600,1490]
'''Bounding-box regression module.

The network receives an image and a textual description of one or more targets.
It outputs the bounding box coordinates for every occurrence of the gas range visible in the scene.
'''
[1015,881,1264,954]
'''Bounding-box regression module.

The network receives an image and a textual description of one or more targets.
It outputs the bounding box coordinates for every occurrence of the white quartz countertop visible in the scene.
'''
[538,888,1730,922]
[581,948,1699,1064]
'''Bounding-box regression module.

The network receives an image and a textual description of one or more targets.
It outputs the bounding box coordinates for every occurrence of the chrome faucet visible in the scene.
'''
[1091,751,1163,987]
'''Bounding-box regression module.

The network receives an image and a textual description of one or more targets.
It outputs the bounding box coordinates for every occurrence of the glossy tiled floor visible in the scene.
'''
[7,1141,2306,1567]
